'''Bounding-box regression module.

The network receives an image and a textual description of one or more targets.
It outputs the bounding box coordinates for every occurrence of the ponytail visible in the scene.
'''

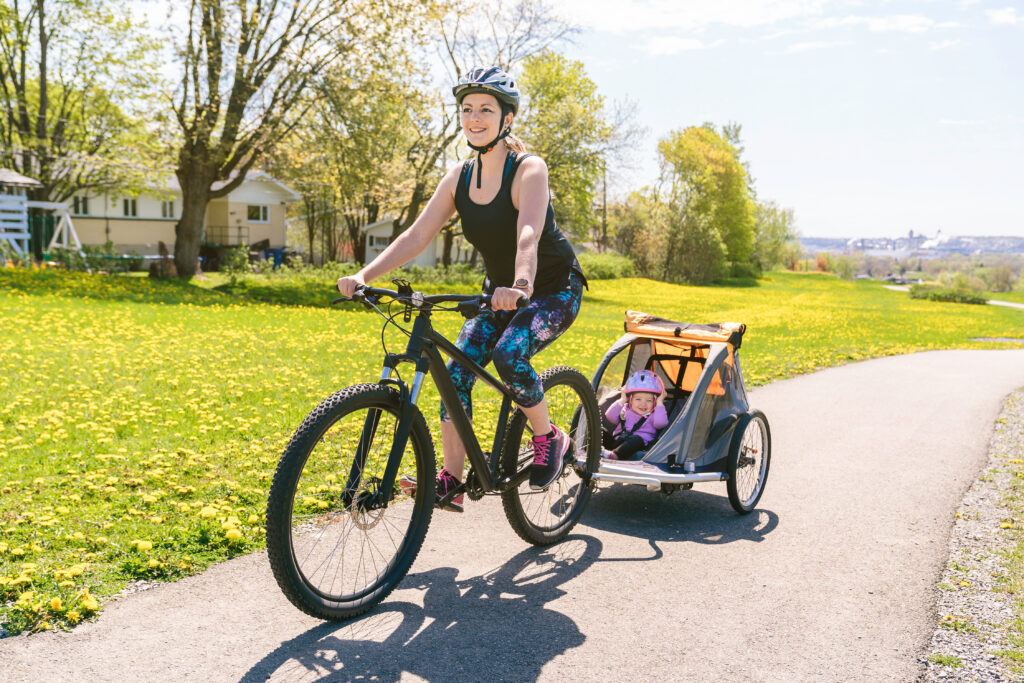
[505,133,527,154]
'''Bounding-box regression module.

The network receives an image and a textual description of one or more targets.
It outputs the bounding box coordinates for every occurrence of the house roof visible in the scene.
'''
[160,170,301,202]
[0,169,43,188]
[360,218,397,233]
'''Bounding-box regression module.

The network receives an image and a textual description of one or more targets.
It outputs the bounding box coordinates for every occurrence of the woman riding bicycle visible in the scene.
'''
[337,65,586,512]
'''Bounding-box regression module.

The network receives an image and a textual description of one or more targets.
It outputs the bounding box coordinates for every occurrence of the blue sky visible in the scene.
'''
[554,0,1024,238]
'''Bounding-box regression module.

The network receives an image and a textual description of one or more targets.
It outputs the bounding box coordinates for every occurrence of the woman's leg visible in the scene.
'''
[491,273,584,488]
[439,309,502,481]
[491,272,584,433]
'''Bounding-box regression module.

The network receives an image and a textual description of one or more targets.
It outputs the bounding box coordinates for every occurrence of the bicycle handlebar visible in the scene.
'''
[331,285,529,312]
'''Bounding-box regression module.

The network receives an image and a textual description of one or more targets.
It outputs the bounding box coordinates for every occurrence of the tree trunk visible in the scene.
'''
[441,228,453,267]
[174,171,212,279]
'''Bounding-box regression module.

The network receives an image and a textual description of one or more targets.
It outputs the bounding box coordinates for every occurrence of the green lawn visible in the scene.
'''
[1,267,1023,634]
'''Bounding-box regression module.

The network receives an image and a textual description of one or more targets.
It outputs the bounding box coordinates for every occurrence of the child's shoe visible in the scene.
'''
[399,468,464,512]
[601,448,617,460]
[530,425,571,490]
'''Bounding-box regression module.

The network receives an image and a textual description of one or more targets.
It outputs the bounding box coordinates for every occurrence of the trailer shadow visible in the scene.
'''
[580,483,778,551]
[241,536,601,683]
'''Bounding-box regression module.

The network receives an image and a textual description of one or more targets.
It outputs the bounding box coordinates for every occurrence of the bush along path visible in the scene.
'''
[923,389,1024,680]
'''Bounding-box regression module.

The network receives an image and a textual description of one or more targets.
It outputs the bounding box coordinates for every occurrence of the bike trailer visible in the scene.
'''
[589,311,771,513]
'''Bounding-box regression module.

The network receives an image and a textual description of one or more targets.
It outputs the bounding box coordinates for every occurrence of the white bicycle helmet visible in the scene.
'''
[452,66,520,113]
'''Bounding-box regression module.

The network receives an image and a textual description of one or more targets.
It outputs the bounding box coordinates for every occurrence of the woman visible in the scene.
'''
[337,65,585,512]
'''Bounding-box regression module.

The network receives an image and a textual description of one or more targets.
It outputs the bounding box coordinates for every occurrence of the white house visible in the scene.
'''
[70,171,300,254]
[362,217,476,268]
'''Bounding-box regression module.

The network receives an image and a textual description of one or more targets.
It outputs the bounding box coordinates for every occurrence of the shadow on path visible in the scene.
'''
[243,537,602,682]
[582,484,779,556]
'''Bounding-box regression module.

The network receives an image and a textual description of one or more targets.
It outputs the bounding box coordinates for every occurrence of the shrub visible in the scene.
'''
[909,284,988,305]
[220,245,250,275]
[49,242,142,273]
[577,251,636,280]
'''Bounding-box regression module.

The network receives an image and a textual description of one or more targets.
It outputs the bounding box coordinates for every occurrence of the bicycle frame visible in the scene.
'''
[364,302,527,506]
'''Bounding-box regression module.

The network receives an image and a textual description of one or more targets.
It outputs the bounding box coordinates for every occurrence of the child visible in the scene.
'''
[603,369,669,460]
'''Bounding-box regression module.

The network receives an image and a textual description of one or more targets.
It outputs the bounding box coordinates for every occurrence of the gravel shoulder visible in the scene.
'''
[2,349,1024,682]
[922,390,1024,681]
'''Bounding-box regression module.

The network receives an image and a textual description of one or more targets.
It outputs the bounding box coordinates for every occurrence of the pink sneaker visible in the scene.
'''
[399,468,464,512]
[530,425,571,490]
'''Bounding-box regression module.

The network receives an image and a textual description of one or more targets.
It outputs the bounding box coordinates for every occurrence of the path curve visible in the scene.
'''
[3,350,1024,682]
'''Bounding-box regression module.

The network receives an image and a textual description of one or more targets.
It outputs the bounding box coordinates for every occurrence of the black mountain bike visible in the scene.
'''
[266,282,601,621]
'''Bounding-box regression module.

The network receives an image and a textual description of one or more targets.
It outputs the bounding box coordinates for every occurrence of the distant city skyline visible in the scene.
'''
[556,0,1024,239]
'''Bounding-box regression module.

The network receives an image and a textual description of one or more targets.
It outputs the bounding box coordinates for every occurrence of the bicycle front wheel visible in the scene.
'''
[501,366,601,545]
[266,383,436,620]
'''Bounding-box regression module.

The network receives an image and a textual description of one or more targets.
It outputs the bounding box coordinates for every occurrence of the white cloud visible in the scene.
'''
[928,39,961,50]
[783,40,852,53]
[986,7,1021,25]
[636,36,712,56]
[939,119,982,126]
[813,14,939,33]
[555,0,829,33]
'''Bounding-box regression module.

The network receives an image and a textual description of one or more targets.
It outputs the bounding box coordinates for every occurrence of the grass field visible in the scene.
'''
[2,267,1023,634]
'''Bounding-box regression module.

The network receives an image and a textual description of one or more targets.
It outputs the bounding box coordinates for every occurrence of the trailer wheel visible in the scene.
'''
[726,410,771,514]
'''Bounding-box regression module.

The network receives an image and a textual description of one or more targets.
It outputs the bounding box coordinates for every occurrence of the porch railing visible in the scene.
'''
[204,225,249,246]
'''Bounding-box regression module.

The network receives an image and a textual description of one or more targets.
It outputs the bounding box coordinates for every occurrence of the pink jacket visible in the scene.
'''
[605,402,669,445]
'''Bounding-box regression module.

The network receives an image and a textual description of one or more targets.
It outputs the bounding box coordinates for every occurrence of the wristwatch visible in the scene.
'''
[512,278,532,293]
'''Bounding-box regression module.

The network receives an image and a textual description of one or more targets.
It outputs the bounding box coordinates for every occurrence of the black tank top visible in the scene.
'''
[455,151,581,294]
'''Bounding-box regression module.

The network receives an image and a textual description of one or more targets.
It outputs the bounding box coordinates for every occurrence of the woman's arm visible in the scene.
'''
[492,156,549,310]
[338,164,460,295]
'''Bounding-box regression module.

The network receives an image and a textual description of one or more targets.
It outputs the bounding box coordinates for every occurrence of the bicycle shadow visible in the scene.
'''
[581,483,779,553]
[242,536,602,683]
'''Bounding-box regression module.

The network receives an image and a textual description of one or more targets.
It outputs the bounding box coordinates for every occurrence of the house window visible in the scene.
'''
[72,196,89,216]
[123,198,137,217]
[247,204,269,222]
[371,235,390,247]
[161,200,175,218]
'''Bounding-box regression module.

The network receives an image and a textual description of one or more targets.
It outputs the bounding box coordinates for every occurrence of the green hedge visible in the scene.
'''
[909,284,988,305]
[576,251,636,280]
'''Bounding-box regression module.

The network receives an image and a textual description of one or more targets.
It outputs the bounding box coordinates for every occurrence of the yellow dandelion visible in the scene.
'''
[133,540,153,551]
[147,559,161,568]
[225,528,242,542]
[247,514,258,524]
[79,590,99,612]
[66,610,81,623]
[50,597,63,611]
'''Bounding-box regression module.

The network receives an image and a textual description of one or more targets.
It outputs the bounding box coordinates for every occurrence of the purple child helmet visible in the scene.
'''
[623,370,664,396]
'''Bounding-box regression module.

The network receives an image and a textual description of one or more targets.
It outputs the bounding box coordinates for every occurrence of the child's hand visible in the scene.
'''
[657,392,665,406]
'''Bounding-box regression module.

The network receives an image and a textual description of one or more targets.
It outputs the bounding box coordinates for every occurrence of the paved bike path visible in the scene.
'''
[3,349,1024,682]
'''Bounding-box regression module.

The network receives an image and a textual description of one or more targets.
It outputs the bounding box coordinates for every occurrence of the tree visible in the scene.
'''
[516,50,641,243]
[0,0,161,204]
[657,124,756,277]
[609,188,667,278]
[168,0,423,278]
[752,200,798,272]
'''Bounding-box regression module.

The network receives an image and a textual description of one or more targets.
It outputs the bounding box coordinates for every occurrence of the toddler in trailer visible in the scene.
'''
[603,369,669,460]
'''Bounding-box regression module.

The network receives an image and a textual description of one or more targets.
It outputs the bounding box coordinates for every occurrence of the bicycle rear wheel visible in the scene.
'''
[266,383,436,620]
[501,366,601,545]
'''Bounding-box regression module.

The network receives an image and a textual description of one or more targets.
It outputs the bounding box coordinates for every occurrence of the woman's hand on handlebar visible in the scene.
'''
[337,273,366,298]
[491,286,529,311]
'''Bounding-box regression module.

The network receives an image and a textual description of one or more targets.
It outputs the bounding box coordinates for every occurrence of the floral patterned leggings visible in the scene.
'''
[440,271,584,421]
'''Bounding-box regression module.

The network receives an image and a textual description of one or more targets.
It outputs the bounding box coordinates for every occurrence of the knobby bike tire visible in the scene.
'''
[726,409,771,514]
[500,366,602,545]
[266,383,436,620]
